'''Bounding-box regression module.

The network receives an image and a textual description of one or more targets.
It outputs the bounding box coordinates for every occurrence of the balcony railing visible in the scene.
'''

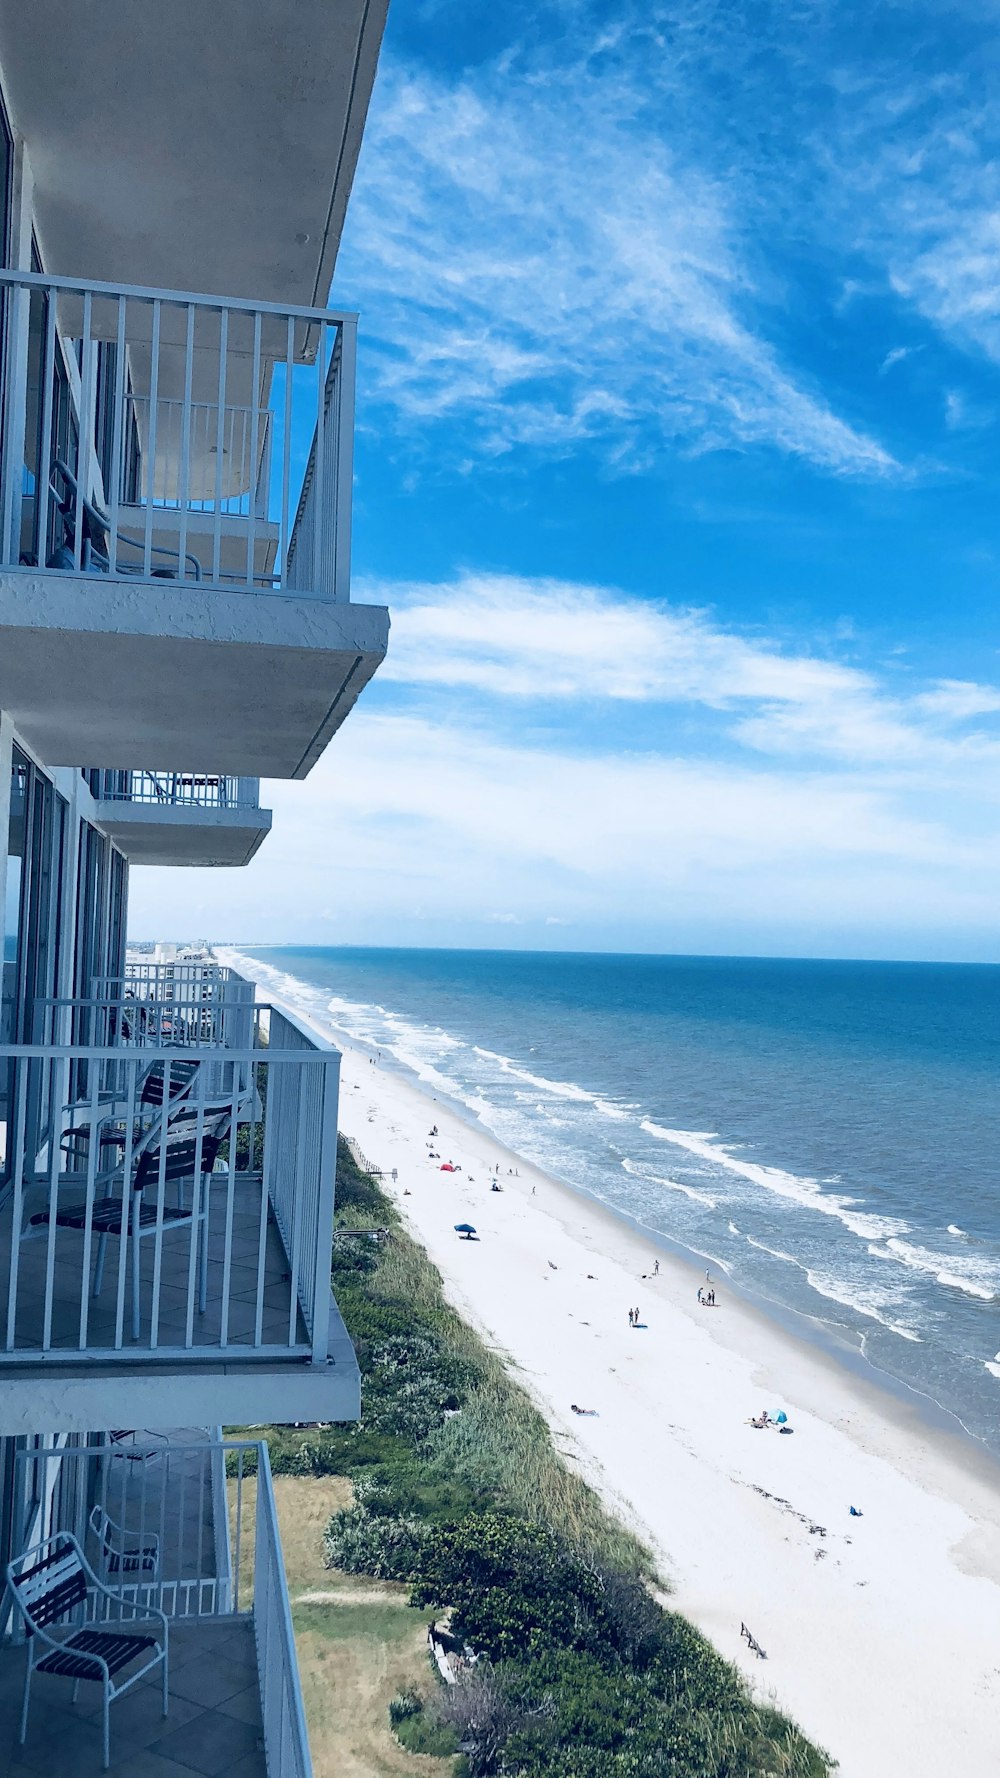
[35,988,257,1051]
[5,1435,312,1778]
[90,771,262,811]
[0,1006,339,1365]
[0,267,356,598]
[102,959,248,1004]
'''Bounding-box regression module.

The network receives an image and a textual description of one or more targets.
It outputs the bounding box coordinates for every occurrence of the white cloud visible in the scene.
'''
[371,572,1000,771]
[915,679,1000,721]
[879,345,918,375]
[338,56,894,476]
[126,705,1000,953]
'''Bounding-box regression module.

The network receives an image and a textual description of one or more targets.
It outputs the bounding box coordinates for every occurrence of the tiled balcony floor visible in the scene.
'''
[0,1618,267,1777]
[0,1176,308,1356]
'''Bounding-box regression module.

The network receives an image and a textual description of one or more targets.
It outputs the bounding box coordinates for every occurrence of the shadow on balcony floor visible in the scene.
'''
[0,1178,308,1357]
[0,1617,267,1777]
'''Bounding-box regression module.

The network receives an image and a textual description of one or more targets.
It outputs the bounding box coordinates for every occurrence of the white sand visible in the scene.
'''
[249,969,1000,1776]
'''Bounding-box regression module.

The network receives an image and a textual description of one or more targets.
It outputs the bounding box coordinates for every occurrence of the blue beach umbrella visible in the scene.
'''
[774,1411,788,1424]
[454,1223,477,1240]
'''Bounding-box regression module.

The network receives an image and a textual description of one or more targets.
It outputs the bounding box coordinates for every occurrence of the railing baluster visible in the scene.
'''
[254,1055,272,1346]
[219,1073,239,1346]
[108,295,127,574]
[76,1065,102,1349]
[113,1064,138,1348]
[143,299,161,578]
[335,316,357,601]
[246,310,262,589]
[73,289,95,572]
[5,1062,28,1350]
[178,303,195,581]
[280,314,294,590]
[212,308,229,583]
[314,323,327,596]
[184,1088,205,1347]
[34,291,57,573]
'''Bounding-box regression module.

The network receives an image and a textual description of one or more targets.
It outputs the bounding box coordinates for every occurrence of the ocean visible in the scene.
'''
[231,945,1000,1451]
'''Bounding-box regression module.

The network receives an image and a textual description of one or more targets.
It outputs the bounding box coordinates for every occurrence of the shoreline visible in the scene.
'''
[237,961,1000,1775]
[260,963,998,1472]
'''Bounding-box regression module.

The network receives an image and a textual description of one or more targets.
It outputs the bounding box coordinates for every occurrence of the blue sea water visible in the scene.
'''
[233,945,1000,1451]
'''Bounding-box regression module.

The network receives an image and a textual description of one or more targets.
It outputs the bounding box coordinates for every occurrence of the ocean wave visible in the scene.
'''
[474,1048,633,1121]
[802,1268,924,1342]
[745,1236,798,1265]
[639,1120,910,1242]
[985,1361,1000,1380]
[620,1157,717,1208]
[868,1238,998,1302]
[947,1225,967,1237]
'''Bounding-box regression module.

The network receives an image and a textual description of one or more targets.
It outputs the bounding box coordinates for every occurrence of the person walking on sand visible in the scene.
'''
[628,1308,635,1326]
[653,1259,659,1275]
[697,1287,703,1304]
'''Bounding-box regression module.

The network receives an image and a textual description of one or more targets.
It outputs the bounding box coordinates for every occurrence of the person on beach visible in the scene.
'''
[697,1287,703,1303]
[628,1308,635,1326]
[653,1259,659,1275]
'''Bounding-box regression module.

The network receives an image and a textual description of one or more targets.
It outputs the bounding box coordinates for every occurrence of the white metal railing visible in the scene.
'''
[9,1437,313,1778]
[252,1440,314,1778]
[0,267,356,598]
[92,772,261,812]
[124,396,274,517]
[34,990,256,1052]
[0,1015,339,1364]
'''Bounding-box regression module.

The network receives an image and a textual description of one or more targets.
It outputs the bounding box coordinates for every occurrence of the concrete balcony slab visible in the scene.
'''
[0,570,389,779]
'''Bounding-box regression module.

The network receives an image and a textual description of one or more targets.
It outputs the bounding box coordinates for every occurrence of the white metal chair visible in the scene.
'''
[88,1504,160,1584]
[6,1530,169,1770]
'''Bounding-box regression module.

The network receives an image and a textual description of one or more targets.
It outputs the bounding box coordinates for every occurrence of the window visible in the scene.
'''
[3,748,67,1042]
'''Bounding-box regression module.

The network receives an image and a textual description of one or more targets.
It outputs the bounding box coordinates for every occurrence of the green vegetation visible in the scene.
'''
[260,1139,830,1778]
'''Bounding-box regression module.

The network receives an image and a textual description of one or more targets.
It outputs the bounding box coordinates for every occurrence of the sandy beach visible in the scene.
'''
[250,971,1000,1777]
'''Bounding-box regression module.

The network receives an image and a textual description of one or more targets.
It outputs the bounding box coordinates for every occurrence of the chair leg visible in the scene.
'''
[93,1228,108,1297]
[103,1682,110,1770]
[161,1640,169,1716]
[72,1676,81,1705]
[18,1646,32,1744]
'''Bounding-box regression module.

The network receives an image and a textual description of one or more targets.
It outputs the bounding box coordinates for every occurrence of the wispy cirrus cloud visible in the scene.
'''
[369,572,1000,773]
[336,51,894,477]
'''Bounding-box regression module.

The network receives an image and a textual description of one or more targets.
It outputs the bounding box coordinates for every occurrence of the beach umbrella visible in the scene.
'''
[440,1163,458,1172]
[774,1411,788,1424]
[454,1223,477,1240]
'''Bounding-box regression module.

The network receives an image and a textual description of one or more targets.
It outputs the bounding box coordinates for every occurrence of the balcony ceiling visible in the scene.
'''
[0,0,388,304]
[0,571,390,778]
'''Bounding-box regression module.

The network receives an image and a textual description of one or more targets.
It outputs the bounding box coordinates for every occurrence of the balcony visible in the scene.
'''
[0,1434,311,1777]
[90,772,273,867]
[0,999,360,1436]
[0,270,389,778]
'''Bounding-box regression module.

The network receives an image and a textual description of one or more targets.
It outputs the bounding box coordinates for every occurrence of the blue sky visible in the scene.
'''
[131,0,1000,959]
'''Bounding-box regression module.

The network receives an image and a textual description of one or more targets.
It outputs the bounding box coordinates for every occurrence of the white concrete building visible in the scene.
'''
[0,6,390,1772]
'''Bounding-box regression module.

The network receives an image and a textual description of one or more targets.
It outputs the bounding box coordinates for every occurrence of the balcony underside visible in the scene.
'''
[0,0,389,308]
[0,570,389,778]
[93,802,274,867]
